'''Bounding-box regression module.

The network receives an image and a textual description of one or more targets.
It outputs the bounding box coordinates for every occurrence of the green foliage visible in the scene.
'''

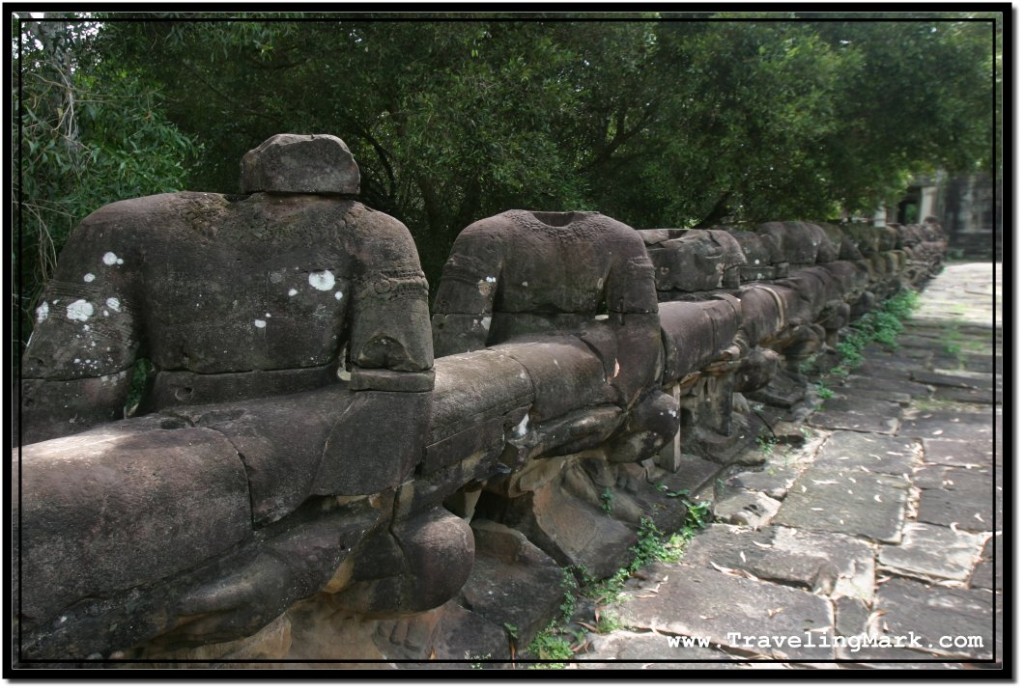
[599,487,614,514]
[558,567,577,623]
[815,383,835,400]
[526,626,573,666]
[832,289,921,374]
[15,14,996,324]
[757,435,778,456]
[73,14,995,282]
[14,14,199,359]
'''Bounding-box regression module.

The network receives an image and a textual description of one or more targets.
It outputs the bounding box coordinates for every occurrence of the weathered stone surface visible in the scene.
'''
[878,523,988,581]
[659,297,741,381]
[712,491,781,528]
[459,521,564,647]
[774,466,909,543]
[480,476,636,579]
[614,563,833,660]
[909,369,989,389]
[240,133,360,194]
[428,349,533,450]
[834,597,871,638]
[17,425,251,631]
[576,631,743,663]
[900,411,997,442]
[808,409,900,435]
[841,374,933,398]
[432,209,658,353]
[870,577,994,659]
[725,466,799,500]
[814,432,918,477]
[914,467,994,533]
[159,614,293,661]
[683,525,850,595]
[970,534,1001,592]
[21,191,434,445]
[819,396,904,419]
[641,227,747,294]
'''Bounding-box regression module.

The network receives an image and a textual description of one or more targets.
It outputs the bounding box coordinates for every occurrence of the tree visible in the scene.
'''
[13,12,199,359]
[15,12,1000,305]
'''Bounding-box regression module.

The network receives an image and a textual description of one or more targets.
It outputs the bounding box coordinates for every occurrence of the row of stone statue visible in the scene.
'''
[14,134,946,662]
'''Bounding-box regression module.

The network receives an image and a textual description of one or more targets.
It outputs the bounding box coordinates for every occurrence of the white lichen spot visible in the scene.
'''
[613,359,621,378]
[36,302,49,323]
[288,288,299,297]
[485,276,497,284]
[254,319,267,329]
[106,297,121,312]
[334,291,343,300]
[595,314,609,321]
[83,273,96,283]
[308,270,336,291]
[265,312,271,318]
[522,281,529,287]
[103,311,109,317]
[513,413,530,438]
[481,316,492,330]
[102,252,120,266]
[66,299,94,322]
[83,324,91,331]
[753,259,760,265]
[74,358,81,364]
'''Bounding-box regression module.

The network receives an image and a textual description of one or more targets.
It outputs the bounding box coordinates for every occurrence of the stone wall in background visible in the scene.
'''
[12,134,947,666]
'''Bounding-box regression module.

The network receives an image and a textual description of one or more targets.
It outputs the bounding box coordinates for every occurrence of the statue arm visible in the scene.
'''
[603,230,663,405]
[430,224,505,357]
[346,213,434,392]
[18,215,142,445]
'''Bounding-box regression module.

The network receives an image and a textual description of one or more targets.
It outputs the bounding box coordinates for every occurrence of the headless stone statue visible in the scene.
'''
[431,209,677,463]
[20,133,433,448]
[15,135,451,658]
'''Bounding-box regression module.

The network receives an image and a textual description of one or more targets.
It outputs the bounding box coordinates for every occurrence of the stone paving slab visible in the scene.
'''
[969,534,1001,592]
[557,263,1002,672]
[814,432,918,477]
[712,490,782,528]
[913,463,997,534]
[870,577,995,660]
[878,522,988,581]
[682,524,873,597]
[613,563,833,660]
[575,630,746,664]
[820,397,905,418]
[839,375,933,398]
[900,412,996,442]
[832,385,913,406]
[922,438,996,468]
[725,466,800,500]
[774,465,909,543]
[931,386,1002,405]
[807,410,900,435]
[910,370,991,389]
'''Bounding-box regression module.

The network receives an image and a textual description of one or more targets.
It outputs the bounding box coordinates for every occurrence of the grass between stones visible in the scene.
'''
[524,500,712,667]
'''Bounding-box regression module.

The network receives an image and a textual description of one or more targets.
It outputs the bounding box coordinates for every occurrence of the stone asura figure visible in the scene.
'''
[431,209,678,464]
[16,134,450,658]
[20,133,433,446]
